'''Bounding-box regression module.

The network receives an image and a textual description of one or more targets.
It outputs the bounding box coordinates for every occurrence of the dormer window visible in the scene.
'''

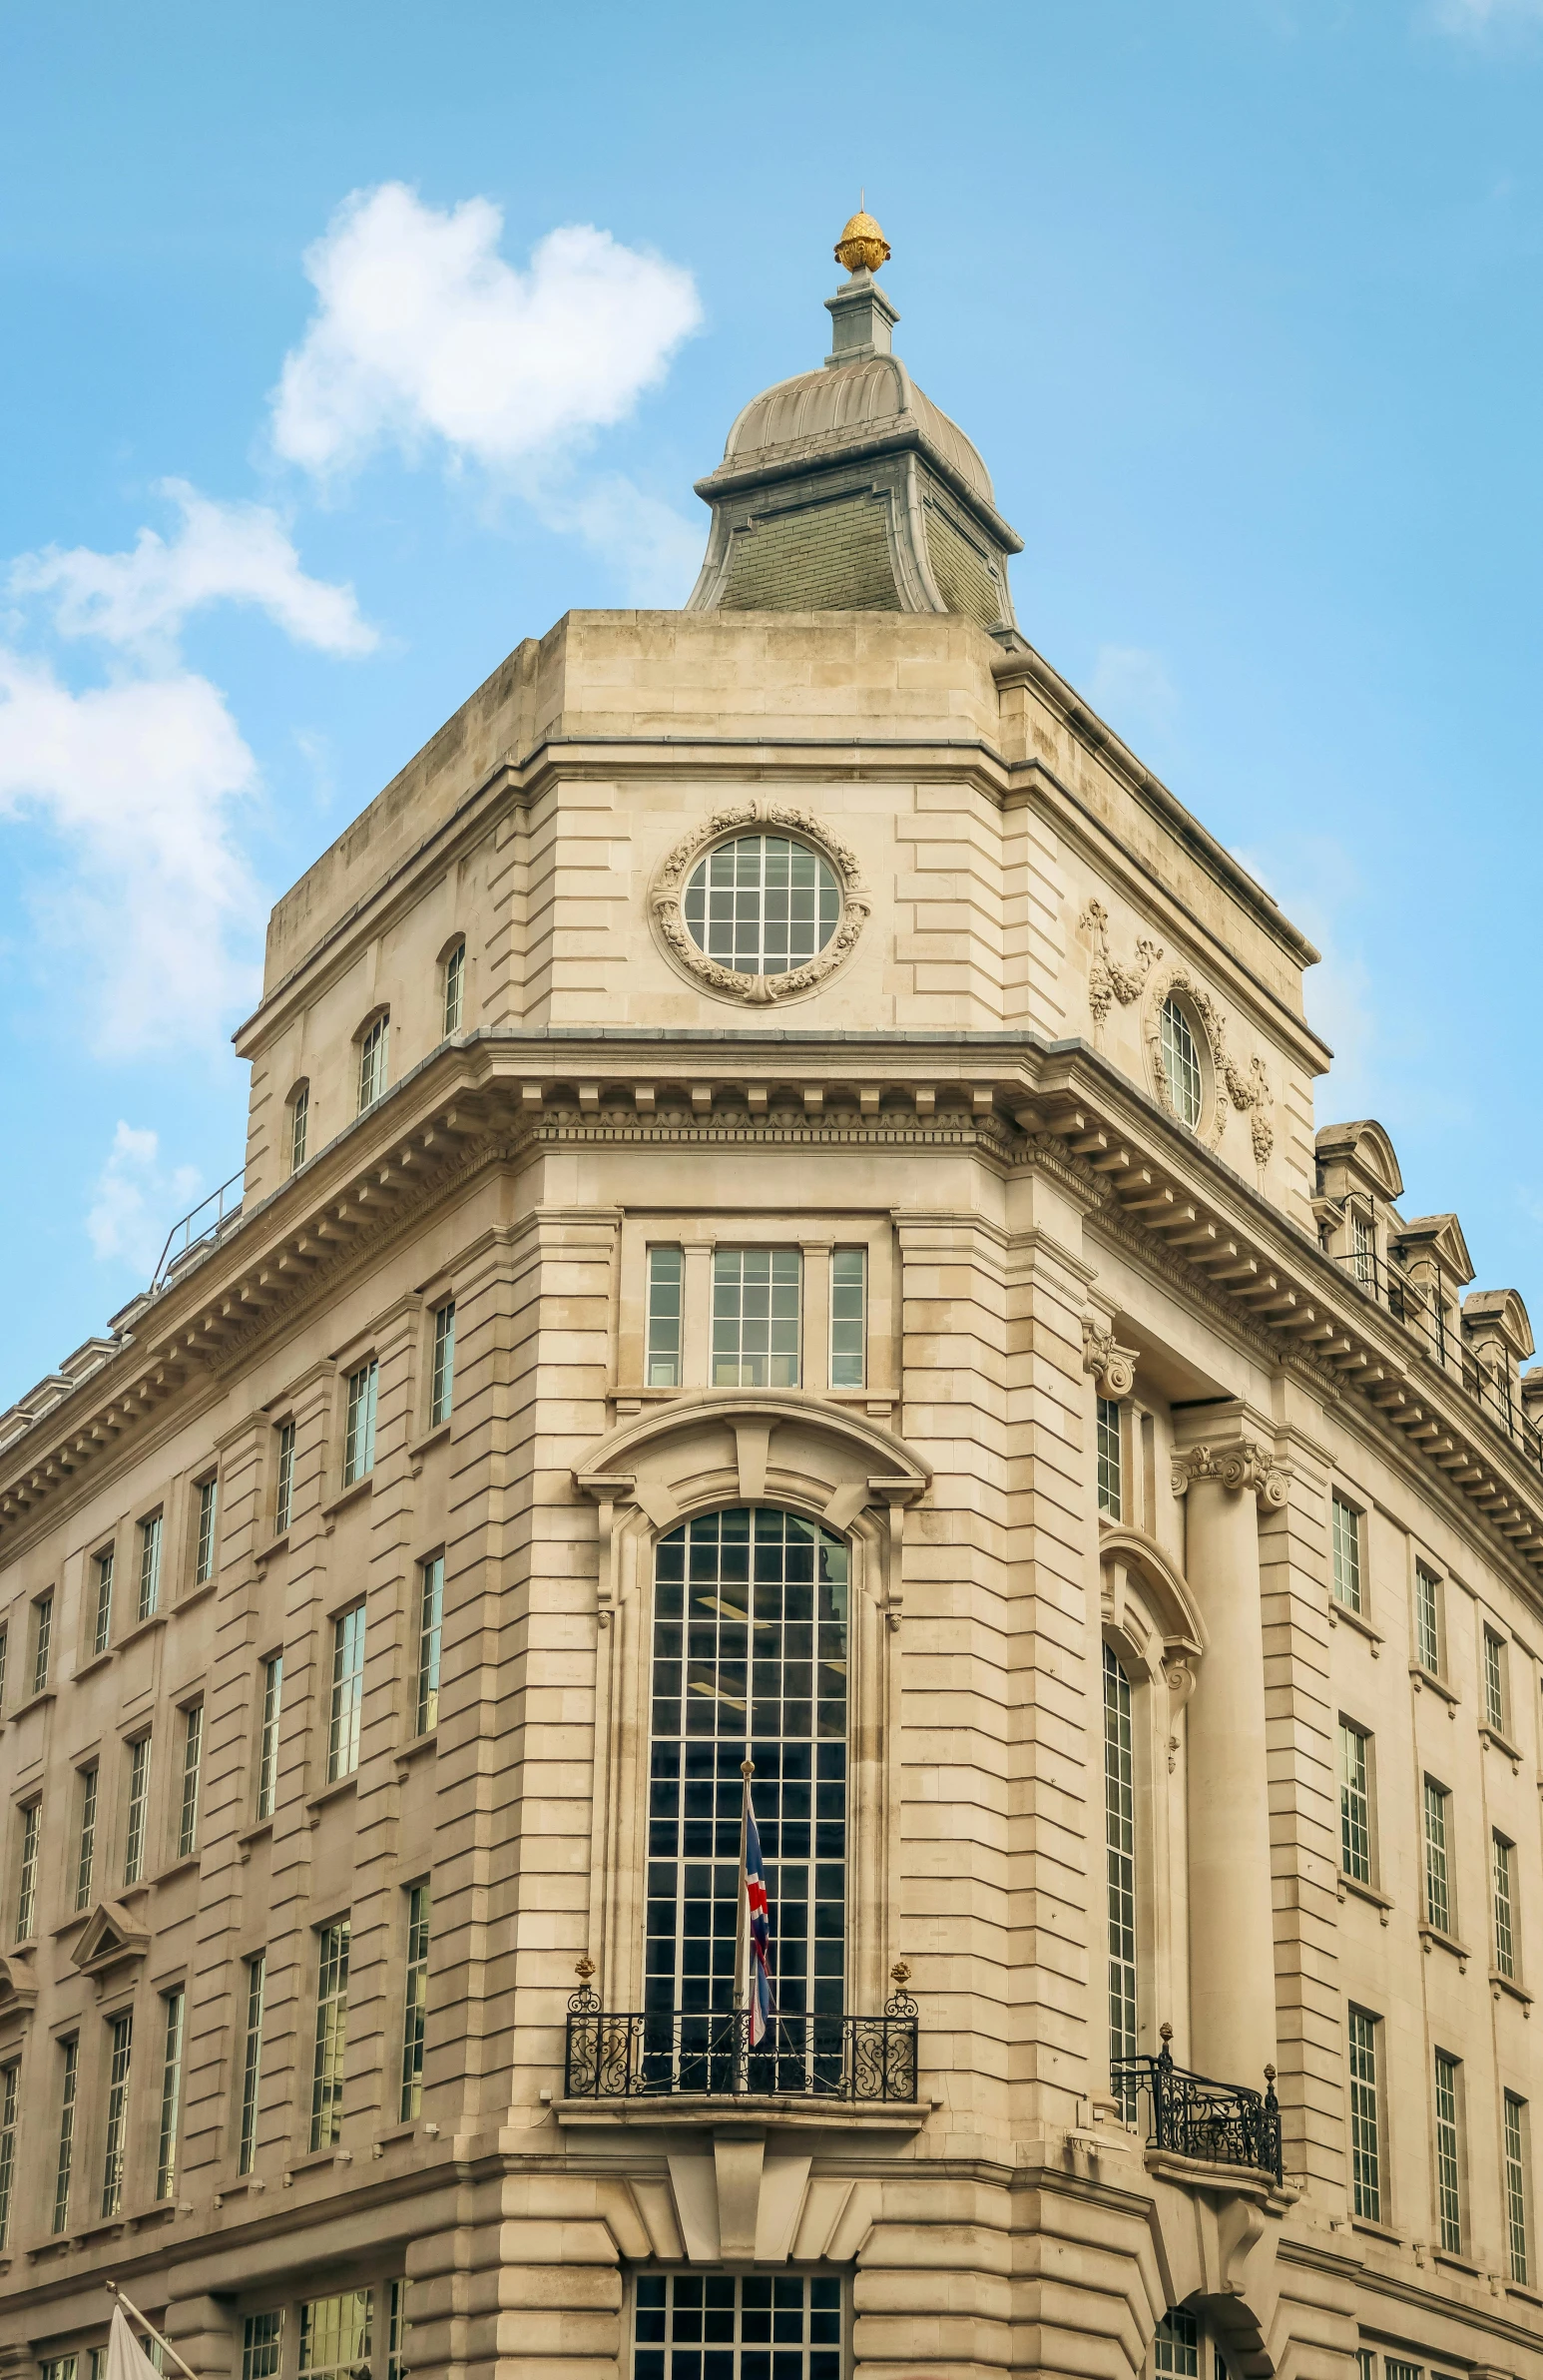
[357,1013,389,1114]
[1160,995,1203,1128]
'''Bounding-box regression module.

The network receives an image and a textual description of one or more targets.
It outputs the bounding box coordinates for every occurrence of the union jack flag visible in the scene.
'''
[744,1797,772,2048]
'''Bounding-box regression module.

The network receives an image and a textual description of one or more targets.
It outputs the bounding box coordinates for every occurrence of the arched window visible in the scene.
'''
[441,939,465,1037]
[1104,1642,1138,2084]
[356,1012,389,1114]
[1160,995,1203,1128]
[288,1081,309,1174]
[646,1506,847,2087]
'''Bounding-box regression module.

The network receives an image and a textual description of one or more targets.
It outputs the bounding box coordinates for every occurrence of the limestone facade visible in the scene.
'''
[0,260,1541,2380]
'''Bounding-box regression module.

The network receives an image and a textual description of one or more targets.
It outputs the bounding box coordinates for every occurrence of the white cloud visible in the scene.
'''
[10,480,376,662]
[531,471,704,604]
[270,184,702,479]
[1088,644,1180,755]
[87,1121,202,1275]
[0,652,261,1053]
[1422,0,1543,28]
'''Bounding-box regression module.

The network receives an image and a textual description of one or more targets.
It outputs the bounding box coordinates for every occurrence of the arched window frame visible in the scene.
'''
[286,1079,310,1175]
[355,1008,390,1115]
[1144,967,1224,1148]
[438,935,466,1039]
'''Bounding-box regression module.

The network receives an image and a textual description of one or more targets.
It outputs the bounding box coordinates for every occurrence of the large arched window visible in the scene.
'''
[646,1506,847,2086]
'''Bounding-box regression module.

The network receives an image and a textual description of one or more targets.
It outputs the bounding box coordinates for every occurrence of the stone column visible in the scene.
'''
[1174,1428,1285,2089]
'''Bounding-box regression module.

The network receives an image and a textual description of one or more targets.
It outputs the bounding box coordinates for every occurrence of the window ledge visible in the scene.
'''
[255,1530,290,1573]
[175,1577,218,1615]
[120,1609,168,1649]
[408,1421,450,1475]
[372,2121,419,2150]
[1350,2217,1404,2245]
[1480,1724,1523,1771]
[285,2145,346,2177]
[554,2093,928,2134]
[73,1649,114,1682]
[10,1689,56,1720]
[51,1912,88,1940]
[1328,1600,1383,1653]
[151,1854,200,1887]
[395,1731,437,1773]
[320,1478,372,1531]
[1506,2280,1543,2307]
[1410,1661,1459,1710]
[117,1880,152,1905]
[1419,1924,1473,1971]
[1337,1874,1393,1925]
[305,1773,357,1822]
[237,1818,274,1863]
[1490,1971,1533,2009]
[1432,2249,1482,2277]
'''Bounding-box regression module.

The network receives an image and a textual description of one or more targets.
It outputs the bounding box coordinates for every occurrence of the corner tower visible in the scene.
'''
[687,210,1023,629]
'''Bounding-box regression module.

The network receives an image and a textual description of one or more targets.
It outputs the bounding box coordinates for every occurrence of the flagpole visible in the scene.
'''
[105,2280,202,2380]
[733,1756,754,2096]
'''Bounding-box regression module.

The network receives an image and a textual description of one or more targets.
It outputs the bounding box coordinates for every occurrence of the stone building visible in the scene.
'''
[0,210,1540,2380]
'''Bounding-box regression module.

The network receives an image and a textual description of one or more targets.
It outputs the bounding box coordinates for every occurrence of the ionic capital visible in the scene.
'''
[1171,1441,1288,1509]
[1081,1314,1139,1401]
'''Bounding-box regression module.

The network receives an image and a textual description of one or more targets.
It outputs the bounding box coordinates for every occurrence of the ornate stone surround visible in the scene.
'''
[649,798,870,1005]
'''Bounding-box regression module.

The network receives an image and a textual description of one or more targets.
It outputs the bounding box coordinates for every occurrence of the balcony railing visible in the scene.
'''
[1330,1248,1543,1476]
[1110,2037,1282,2183]
[564,1981,919,2104]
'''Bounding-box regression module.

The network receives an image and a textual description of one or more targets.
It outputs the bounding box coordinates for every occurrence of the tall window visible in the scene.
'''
[1153,2310,1199,2378]
[1505,2092,1530,2284]
[178,1704,204,1858]
[342,1361,378,1486]
[155,1988,185,2198]
[290,1082,309,1173]
[274,1419,296,1534]
[1350,1205,1375,1287]
[101,2009,133,2216]
[415,1558,443,1735]
[15,1801,40,1941]
[243,2316,282,2380]
[1423,1778,1452,1936]
[0,2063,18,2249]
[125,1735,152,1884]
[1414,1561,1441,1675]
[328,1606,366,1781]
[1494,1833,1518,1982]
[1330,1494,1362,1614]
[442,939,465,1036]
[137,1512,163,1622]
[195,1477,219,1585]
[429,1301,456,1428]
[31,1589,53,1695]
[1338,1721,1372,1886]
[357,1013,389,1113]
[646,1246,684,1388]
[1347,2006,1381,2220]
[309,1920,350,2150]
[51,2037,77,2233]
[1160,995,1203,1127]
[633,2274,841,2380]
[399,1884,431,2120]
[0,1620,8,1709]
[91,1547,115,1656]
[387,2284,408,2380]
[299,2293,371,2380]
[239,1952,265,2174]
[647,1509,847,2082]
[1484,1627,1509,1733]
[257,1653,283,1819]
[1433,2051,1463,2252]
[75,1763,98,1911]
[712,1249,801,1388]
[829,1248,866,1388]
[1104,1643,1138,2090]
[1096,1398,1123,1521]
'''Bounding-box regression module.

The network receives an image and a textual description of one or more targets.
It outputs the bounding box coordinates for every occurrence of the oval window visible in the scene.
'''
[683,835,840,977]
[1160,995,1203,1127]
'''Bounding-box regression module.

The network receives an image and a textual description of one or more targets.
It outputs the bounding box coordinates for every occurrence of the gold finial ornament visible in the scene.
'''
[834,207,890,275]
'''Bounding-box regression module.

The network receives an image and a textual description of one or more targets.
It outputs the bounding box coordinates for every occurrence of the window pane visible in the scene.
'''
[243,2316,282,2380]
[1348,2008,1380,2220]
[647,1246,684,1389]
[0,2065,18,2250]
[138,1512,163,1621]
[630,2269,842,2377]
[358,1015,389,1112]
[309,1923,350,2150]
[179,1705,204,1858]
[712,1248,801,1389]
[74,1764,97,1912]
[416,1559,443,1736]
[1433,2051,1462,2252]
[1331,1495,1361,1614]
[92,1549,114,1657]
[299,2292,371,2380]
[51,2037,77,2234]
[32,1590,52,1694]
[101,2010,133,2216]
[1097,1398,1123,1521]
[430,1302,456,1428]
[1160,996,1202,1126]
[240,1951,266,2174]
[125,1736,152,1884]
[274,1420,296,1535]
[257,1654,283,1820]
[15,1802,39,1941]
[1484,1629,1507,1732]
[196,1478,219,1585]
[1494,1834,1517,1982]
[290,1083,309,1172]
[1423,1779,1451,1936]
[1338,1722,1371,1886]
[342,1361,378,1486]
[400,1885,431,2120]
[1415,1563,1440,1673]
[443,940,464,1035]
[1505,2093,1530,2284]
[156,1988,185,2198]
[683,835,840,976]
[1104,1644,1138,2099]
[829,1248,866,1389]
[328,1606,366,1782]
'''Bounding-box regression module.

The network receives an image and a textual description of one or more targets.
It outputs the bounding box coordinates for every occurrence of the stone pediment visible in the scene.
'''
[1315,1118,1403,1200]
[1393,1213,1475,1286]
[0,1955,38,2017]
[71,1900,151,1980]
[1464,1289,1535,1364]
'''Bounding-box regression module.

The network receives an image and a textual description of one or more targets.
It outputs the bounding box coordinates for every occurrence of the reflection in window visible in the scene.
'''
[299,2292,371,2380]
[309,1922,350,2151]
[51,2037,77,2234]
[101,2009,133,2216]
[242,2316,282,2380]
[328,1606,366,1782]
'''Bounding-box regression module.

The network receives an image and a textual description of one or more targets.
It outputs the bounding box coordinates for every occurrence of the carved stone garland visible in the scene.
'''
[1145,963,1275,1166]
[1079,897,1163,1027]
[651,799,871,1005]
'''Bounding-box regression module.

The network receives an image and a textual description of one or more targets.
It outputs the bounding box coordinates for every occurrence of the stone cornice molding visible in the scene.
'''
[1171,1441,1289,1510]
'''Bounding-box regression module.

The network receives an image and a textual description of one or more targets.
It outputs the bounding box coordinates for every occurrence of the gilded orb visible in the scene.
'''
[833,208,891,275]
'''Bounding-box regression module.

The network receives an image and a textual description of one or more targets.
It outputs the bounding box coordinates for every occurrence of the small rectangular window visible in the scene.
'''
[342,1361,378,1487]
[256,1653,283,1821]
[274,1419,296,1535]
[178,1704,204,1859]
[1097,1397,1124,1521]
[1494,1832,1518,1982]
[1423,1777,1452,1937]
[415,1558,443,1736]
[91,1547,115,1656]
[1338,1721,1372,1887]
[646,1246,684,1388]
[1330,1494,1362,1614]
[195,1477,219,1585]
[0,2063,18,2250]
[1505,2091,1531,2285]
[138,1511,163,1622]
[1433,2050,1463,2252]
[357,1014,389,1113]
[31,1589,53,1696]
[51,2036,77,2234]
[124,1734,152,1885]
[712,1247,801,1388]
[328,1606,366,1782]
[1348,2006,1381,2220]
[100,2008,133,2217]
[290,1083,309,1174]
[429,1302,456,1429]
[1385,2363,1421,2380]
[309,1920,350,2151]
[1154,2311,1199,2377]
[243,2315,282,2380]
[74,1762,98,1912]
[155,1987,185,2199]
[1414,1561,1442,1675]
[15,1802,40,1942]
[1351,1205,1375,1287]
[442,940,464,1036]
[1484,1627,1508,1734]
[400,1883,431,2120]
[829,1247,866,1389]
[239,1951,265,2175]
[632,2275,840,2380]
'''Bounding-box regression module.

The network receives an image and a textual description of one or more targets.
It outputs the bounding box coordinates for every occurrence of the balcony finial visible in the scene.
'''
[575,1954,595,1983]
[741,1758,755,1780]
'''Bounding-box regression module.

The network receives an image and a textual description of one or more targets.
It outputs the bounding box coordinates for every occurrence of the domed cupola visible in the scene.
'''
[687,212,1023,630]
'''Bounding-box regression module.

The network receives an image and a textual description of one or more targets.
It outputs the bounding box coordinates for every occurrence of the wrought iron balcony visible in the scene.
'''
[1110,2036,1282,2183]
[564,1977,919,2104]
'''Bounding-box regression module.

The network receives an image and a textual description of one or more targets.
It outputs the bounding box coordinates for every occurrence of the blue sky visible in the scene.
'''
[2,0,1542,1397]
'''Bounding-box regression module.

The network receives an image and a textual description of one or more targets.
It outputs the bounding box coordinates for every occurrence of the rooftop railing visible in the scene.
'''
[151,1171,246,1292]
[1110,2035,1282,2183]
[1330,1248,1542,1474]
[564,1979,919,2104]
